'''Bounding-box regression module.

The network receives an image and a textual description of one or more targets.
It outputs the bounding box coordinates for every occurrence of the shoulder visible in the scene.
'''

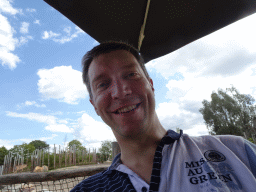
[181,133,244,146]
[178,134,247,157]
[70,171,106,192]
[179,134,255,163]
[70,169,134,192]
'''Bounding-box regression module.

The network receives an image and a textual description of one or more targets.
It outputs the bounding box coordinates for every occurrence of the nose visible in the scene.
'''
[111,79,132,99]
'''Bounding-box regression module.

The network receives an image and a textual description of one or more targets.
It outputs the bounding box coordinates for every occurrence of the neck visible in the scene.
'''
[114,116,167,167]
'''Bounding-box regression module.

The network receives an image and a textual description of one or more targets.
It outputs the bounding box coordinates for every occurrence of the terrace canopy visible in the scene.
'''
[44,0,256,63]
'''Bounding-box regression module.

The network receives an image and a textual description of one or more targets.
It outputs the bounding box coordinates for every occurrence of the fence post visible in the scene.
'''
[40,149,42,167]
[85,149,87,164]
[59,145,61,168]
[89,148,90,163]
[54,144,56,170]
[8,153,12,174]
[42,149,44,166]
[82,150,84,165]
[26,155,28,172]
[0,165,3,175]
[31,155,33,172]
[3,156,6,175]
[36,149,39,167]
[79,150,81,165]
[65,147,67,167]
[13,156,16,173]
[92,149,95,164]
[73,145,76,166]
[48,148,50,169]
[112,142,121,161]
[69,146,71,166]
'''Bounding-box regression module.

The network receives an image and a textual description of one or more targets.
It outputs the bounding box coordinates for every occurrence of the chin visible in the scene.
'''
[113,124,146,139]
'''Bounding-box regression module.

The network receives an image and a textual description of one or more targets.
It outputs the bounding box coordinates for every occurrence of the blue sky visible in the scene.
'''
[1,0,256,151]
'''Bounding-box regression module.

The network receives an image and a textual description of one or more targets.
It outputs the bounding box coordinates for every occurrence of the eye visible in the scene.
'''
[127,72,138,78]
[97,82,108,89]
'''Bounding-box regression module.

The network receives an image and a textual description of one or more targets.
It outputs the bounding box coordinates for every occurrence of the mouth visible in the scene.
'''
[113,103,141,114]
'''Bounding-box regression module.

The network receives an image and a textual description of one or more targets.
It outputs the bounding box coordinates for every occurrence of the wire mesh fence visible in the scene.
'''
[0,164,109,192]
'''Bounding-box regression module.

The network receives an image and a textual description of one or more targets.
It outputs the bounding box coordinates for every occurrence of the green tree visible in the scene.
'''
[9,143,35,158]
[29,140,49,150]
[99,141,112,162]
[199,86,256,138]
[176,128,181,133]
[68,140,86,151]
[0,146,8,165]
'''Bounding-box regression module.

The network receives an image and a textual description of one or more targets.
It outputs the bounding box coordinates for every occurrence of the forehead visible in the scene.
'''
[88,50,141,82]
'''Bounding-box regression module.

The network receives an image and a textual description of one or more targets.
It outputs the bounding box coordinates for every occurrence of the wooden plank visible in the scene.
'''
[0,165,109,185]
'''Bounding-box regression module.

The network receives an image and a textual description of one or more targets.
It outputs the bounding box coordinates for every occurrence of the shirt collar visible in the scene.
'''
[104,129,183,173]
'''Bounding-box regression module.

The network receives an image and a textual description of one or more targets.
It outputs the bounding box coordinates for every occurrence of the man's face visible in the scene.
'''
[89,50,155,138]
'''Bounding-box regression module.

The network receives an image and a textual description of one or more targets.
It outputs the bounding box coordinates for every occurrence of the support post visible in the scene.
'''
[112,142,121,161]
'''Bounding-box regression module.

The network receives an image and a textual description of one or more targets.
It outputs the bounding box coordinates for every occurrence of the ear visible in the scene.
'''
[90,99,99,116]
[149,78,154,92]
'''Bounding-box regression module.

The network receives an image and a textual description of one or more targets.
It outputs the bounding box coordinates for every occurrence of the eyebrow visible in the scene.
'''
[91,63,137,85]
[91,74,107,85]
[122,63,136,70]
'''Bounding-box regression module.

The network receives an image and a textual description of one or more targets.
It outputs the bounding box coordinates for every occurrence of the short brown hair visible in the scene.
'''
[82,40,150,99]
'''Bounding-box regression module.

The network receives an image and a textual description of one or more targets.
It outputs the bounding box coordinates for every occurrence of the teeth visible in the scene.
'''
[117,105,137,113]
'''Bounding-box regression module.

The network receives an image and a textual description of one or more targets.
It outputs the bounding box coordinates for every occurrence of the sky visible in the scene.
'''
[1,0,256,151]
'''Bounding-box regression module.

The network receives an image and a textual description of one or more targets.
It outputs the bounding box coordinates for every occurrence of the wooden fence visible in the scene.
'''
[1,145,98,175]
[0,164,109,192]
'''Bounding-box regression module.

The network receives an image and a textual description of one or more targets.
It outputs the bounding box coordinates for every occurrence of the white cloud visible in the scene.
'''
[17,35,33,46]
[42,26,85,44]
[6,111,57,124]
[183,124,210,136]
[6,111,74,133]
[0,47,20,69]
[146,13,256,79]
[75,113,115,149]
[26,8,36,13]
[45,124,72,133]
[42,31,60,39]
[63,26,71,35]
[0,134,59,150]
[18,134,58,144]
[0,14,17,51]
[0,139,13,150]
[0,1,21,70]
[48,111,63,116]
[20,22,29,34]
[17,100,46,109]
[34,19,40,25]
[76,111,86,114]
[150,13,256,136]
[58,119,68,124]
[0,0,20,15]
[154,62,256,135]
[39,134,58,142]
[37,66,88,104]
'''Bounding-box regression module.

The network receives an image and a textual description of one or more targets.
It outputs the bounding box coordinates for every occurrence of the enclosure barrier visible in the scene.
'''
[0,165,109,192]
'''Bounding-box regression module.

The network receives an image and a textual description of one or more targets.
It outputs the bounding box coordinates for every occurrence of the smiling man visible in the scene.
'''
[71,41,256,192]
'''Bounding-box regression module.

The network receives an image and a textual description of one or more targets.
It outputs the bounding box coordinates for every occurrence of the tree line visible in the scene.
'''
[0,139,112,166]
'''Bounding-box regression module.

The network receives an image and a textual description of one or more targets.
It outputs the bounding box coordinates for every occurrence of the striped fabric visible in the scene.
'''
[71,169,137,192]
[71,130,183,192]
[149,132,180,192]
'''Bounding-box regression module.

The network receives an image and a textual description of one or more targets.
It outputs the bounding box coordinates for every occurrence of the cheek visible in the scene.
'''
[95,93,111,108]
